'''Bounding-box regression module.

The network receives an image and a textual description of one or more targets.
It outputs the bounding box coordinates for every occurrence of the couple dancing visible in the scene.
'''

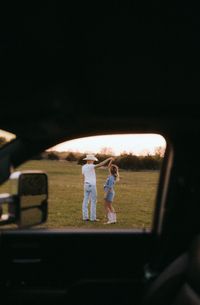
[82,154,119,224]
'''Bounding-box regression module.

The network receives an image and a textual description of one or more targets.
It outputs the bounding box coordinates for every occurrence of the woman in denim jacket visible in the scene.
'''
[104,161,119,224]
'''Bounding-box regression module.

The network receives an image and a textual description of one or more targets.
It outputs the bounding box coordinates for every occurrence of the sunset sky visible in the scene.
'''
[0,130,166,156]
[50,134,166,156]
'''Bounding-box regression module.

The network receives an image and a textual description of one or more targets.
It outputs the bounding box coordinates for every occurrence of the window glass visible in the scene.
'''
[0,134,166,231]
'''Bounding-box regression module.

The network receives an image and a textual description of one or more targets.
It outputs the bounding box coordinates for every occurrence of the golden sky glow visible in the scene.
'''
[51,134,166,156]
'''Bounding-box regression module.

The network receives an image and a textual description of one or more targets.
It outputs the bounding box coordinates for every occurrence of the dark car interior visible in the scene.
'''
[1,2,200,305]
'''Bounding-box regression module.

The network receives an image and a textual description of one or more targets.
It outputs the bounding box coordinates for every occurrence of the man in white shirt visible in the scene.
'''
[82,154,113,221]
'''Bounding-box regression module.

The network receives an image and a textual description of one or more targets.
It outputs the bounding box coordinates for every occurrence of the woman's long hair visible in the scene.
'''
[110,164,120,181]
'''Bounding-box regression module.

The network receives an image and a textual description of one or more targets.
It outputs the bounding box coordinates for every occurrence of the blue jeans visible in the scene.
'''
[82,184,97,221]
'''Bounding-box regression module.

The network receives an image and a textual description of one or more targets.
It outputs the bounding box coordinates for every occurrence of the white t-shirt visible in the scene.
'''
[82,164,96,185]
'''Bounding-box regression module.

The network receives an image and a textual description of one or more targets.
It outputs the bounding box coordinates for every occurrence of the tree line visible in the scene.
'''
[34,150,164,171]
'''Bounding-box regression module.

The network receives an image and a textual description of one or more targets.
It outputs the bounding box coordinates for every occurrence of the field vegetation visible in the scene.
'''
[0,160,160,230]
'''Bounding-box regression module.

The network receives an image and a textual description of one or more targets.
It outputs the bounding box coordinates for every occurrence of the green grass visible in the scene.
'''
[0,160,160,230]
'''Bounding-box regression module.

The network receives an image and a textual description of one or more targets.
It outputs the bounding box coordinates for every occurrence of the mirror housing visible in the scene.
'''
[0,171,48,228]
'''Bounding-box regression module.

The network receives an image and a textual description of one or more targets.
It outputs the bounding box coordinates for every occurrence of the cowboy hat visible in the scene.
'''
[83,154,98,161]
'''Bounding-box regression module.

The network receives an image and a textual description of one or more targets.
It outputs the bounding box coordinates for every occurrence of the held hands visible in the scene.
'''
[108,157,114,167]
[96,157,114,168]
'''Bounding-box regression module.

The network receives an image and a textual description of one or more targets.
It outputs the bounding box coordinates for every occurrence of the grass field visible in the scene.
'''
[0,160,160,230]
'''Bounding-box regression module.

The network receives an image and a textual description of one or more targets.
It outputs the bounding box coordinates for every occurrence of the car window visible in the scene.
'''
[0,133,166,231]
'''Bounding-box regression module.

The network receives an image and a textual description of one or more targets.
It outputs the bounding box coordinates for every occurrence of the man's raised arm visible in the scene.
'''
[94,157,114,168]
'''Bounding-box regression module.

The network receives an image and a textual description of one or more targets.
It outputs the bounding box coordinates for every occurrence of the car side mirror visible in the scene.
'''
[0,171,48,228]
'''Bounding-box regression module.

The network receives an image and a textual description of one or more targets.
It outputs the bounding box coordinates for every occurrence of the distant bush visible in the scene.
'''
[115,154,142,170]
[141,155,160,170]
[47,152,59,160]
[65,152,77,162]
[77,154,87,165]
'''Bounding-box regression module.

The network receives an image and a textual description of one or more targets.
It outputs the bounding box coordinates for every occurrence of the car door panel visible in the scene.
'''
[0,231,156,305]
